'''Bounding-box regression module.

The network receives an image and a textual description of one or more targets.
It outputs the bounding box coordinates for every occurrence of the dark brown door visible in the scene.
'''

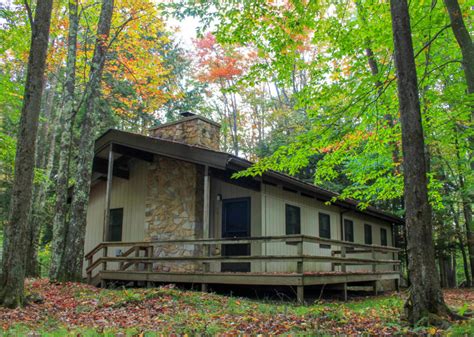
[221,198,251,272]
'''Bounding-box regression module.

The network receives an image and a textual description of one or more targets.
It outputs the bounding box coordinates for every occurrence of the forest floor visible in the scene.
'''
[0,279,473,336]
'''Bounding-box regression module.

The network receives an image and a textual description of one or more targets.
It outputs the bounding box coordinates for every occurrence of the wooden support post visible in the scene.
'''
[103,144,114,242]
[202,166,210,292]
[203,166,210,240]
[297,286,304,304]
[343,282,348,301]
[373,280,378,296]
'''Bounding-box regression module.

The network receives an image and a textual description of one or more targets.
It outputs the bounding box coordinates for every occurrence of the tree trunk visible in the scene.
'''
[60,0,114,281]
[25,73,59,277]
[49,0,79,281]
[390,0,449,324]
[0,0,53,308]
[443,0,474,287]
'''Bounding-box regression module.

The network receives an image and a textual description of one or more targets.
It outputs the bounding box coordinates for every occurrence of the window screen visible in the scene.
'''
[285,204,301,235]
[108,208,123,242]
[319,212,331,249]
[364,224,372,245]
[381,228,388,246]
[344,219,354,242]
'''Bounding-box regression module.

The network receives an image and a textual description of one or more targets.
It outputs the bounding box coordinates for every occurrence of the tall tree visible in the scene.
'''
[389,0,449,323]
[443,0,474,286]
[59,0,114,281]
[49,0,80,281]
[0,0,53,308]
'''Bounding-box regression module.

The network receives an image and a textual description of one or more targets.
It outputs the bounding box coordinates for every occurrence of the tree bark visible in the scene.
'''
[49,0,79,281]
[60,0,114,281]
[390,0,449,324]
[443,0,474,287]
[25,73,59,277]
[0,0,53,308]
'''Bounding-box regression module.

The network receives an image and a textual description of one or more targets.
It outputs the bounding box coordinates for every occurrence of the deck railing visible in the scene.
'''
[85,234,401,283]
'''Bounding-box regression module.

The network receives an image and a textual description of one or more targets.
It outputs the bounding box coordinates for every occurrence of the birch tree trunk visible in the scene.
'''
[389,0,449,324]
[0,0,53,308]
[61,0,114,281]
[443,0,474,284]
[49,0,79,281]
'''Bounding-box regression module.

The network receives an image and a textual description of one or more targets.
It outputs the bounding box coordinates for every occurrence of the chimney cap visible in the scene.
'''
[180,112,195,118]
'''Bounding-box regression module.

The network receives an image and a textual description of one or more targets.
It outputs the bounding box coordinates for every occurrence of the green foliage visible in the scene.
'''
[38,244,51,278]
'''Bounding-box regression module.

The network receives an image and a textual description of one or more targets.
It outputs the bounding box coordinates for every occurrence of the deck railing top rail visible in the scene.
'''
[85,234,400,259]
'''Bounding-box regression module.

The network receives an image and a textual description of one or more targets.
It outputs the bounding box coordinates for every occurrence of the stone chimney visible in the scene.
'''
[148,112,220,151]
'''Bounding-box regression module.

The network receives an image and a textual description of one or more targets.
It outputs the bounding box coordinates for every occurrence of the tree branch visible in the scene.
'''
[23,0,33,28]
[414,24,451,59]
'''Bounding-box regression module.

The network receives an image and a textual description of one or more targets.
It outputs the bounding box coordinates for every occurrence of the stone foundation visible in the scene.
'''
[145,156,204,272]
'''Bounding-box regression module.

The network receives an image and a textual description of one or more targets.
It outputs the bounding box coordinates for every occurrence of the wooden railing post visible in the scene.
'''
[86,255,93,283]
[296,237,303,274]
[147,246,153,272]
[340,245,346,272]
[296,236,304,304]
[371,247,376,273]
[102,246,108,271]
[331,251,335,272]
[134,246,139,271]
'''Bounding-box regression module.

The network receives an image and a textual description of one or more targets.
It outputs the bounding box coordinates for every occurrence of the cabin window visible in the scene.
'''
[319,212,331,249]
[381,228,388,246]
[364,224,372,245]
[285,204,301,235]
[344,219,354,242]
[108,208,123,242]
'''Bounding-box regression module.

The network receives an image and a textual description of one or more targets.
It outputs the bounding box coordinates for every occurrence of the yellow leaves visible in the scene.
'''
[428,327,438,335]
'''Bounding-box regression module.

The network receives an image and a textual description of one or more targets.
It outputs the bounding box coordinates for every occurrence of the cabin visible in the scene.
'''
[83,113,403,302]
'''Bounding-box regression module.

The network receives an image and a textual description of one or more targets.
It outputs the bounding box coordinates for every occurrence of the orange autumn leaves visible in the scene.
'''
[102,0,174,118]
[44,0,175,119]
[194,32,248,83]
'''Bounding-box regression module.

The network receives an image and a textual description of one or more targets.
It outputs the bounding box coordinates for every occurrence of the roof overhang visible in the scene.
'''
[93,129,404,226]
[95,129,229,170]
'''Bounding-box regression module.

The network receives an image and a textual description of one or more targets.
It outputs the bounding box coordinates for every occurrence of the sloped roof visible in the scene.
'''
[94,129,404,225]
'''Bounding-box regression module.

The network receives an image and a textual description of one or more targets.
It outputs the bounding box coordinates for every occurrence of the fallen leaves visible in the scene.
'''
[0,279,472,336]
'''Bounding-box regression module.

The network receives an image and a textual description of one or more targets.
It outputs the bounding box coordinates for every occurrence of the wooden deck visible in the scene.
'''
[85,235,401,302]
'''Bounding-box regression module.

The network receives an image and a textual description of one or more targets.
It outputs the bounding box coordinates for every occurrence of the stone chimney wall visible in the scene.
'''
[149,116,220,151]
